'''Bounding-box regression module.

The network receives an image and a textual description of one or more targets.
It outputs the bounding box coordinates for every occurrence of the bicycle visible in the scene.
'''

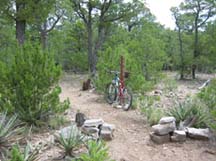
[105,70,133,111]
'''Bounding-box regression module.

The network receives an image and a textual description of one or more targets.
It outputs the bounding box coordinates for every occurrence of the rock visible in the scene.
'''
[152,122,176,135]
[83,119,104,127]
[154,90,162,95]
[100,130,114,141]
[75,112,87,127]
[100,123,115,131]
[171,130,186,142]
[81,126,99,134]
[150,132,170,144]
[186,128,210,140]
[159,117,176,124]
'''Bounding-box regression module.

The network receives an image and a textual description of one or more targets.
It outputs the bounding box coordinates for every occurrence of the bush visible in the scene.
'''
[57,125,85,157]
[48,115,70,130]
[9,143,40,161]
[0,43,69,126]
[166,98,211,128]
[198,79,216,129]
[79,140,112,161]
[139,96,164,125]
[0,113,24,159]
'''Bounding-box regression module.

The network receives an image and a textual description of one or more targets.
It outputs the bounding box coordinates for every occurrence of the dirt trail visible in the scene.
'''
[57,74,216,161]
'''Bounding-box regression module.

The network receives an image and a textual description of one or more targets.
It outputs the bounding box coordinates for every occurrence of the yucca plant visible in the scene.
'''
[57,125,85,157]
[79,140,112,161]
[166,98,211,128]
[9,143,40,161]
[0,113,23,159]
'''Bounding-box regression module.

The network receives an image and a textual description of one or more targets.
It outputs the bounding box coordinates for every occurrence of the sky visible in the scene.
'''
[145,0,183,29]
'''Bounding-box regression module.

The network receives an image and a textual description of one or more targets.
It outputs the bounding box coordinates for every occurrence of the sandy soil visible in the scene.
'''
[37,73,216,161]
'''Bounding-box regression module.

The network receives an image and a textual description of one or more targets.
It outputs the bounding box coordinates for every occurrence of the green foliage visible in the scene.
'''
[198,79,216,129]
[163,77,178,92]
[79,140,112,161]
[139,96,164,125]
[9,143,40,161]
[57,125,85,156]
[0,43,69,126]
[166,98,210,128]
[0,113,23,159]
[48,115,70,130]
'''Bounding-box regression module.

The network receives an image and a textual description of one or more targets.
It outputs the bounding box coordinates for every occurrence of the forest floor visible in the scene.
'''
[37,72,216,161]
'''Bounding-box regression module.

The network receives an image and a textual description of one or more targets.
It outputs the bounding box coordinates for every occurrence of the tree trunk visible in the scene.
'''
[192,19,199,79]
[16,1,26,45]
[178,28,184,79]
[40,22,48,49]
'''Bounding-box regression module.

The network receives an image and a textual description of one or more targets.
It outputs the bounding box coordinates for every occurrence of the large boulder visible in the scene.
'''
[152,122,176,135]
[171,130,186,142]
[100,123,115,131]
[150,132,170,144]
[159,117,176,124]
[186,128,210,140]
[81,126,99,134]
[100,130,114,141]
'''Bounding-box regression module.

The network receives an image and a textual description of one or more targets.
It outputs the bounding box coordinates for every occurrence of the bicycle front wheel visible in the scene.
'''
[121,88,133,111]
[105,83,118,104]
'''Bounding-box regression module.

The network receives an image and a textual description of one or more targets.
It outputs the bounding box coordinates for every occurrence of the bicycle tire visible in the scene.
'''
[105,83,118,104]
[121,87,133,111]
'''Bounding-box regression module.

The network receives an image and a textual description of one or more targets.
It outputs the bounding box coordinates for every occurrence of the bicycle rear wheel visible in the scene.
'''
[105,83,118,104]
[121,87,133,111]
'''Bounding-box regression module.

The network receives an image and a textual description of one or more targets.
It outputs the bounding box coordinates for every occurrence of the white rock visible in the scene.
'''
[100,130,114,140]
[81,126,99,134]
[100,123,115,131]
[152,122,176,135]
[159,117,176,124]
[83,119,104,127]
[186,128,210,140]
[171,130,186,142]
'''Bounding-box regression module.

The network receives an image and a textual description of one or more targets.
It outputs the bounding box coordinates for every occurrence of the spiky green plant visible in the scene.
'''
[0,113,23,159]
[79,140,112,161]
[57,125,85,157]
[9,143,40,161]
[166,98,211,128]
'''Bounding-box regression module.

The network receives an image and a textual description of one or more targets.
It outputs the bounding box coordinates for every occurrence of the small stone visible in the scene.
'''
[150,132,170,144]
[154,90,162,95]
[83,119,104,127]
[100,130,113,140]
[186,128,210,140]
[152,122,176,135]
[159,117,176,124]
[171,130,186,142]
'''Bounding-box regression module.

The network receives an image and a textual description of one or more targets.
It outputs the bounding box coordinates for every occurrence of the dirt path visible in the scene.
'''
[56,74,216,161]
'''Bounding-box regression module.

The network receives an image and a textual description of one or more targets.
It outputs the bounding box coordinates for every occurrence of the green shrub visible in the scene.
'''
[198,79,216,129]
[166,98,211,128]
[79,140,112,161]
[0,43,69,126]
[96,46,155,93]
[139,96,164,125]
[57,125,85,157]
[9,143,40,161]
[48,115,70,130]
[0,113,24,159]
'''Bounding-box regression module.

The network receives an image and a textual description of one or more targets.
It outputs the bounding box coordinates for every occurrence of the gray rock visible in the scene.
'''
[100,130,114,141]
[83,119,104,127]
[150,132,170,144]
[100,123,115,131]
[159,117,176,124]
[171,130,186,142]
[152,122,176,135]
[81,126,99,134]
[186,128,210,140]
